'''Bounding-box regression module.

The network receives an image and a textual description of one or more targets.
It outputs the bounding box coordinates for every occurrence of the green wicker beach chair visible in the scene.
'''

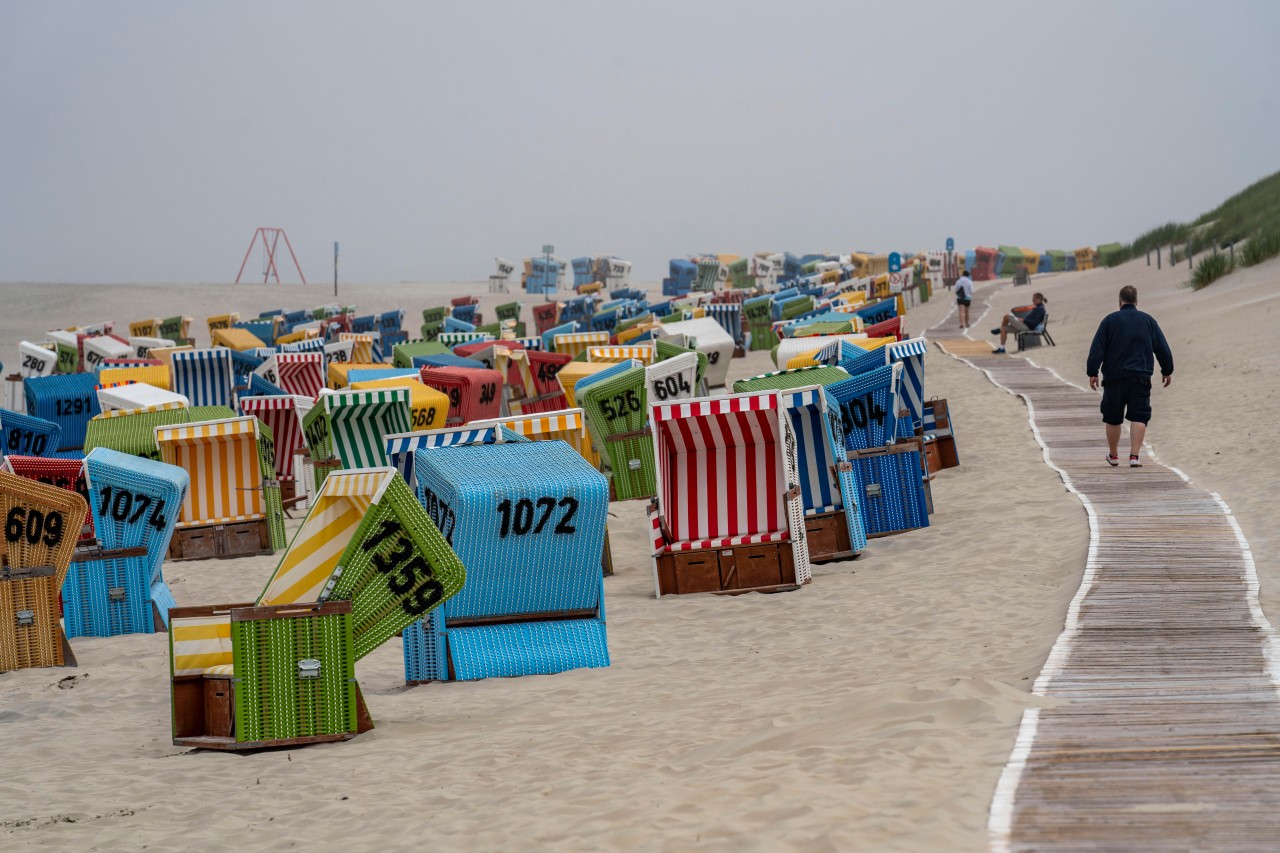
[732,366,852,393]
[579,365,654,500]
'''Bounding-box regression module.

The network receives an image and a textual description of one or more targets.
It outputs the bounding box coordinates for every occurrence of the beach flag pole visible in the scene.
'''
[334,241,339,298]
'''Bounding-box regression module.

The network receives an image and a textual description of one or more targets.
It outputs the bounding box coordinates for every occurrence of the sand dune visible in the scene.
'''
[1,258,1271,850]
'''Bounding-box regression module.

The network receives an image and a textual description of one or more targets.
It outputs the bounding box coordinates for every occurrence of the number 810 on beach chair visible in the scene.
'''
[647,391,812,596]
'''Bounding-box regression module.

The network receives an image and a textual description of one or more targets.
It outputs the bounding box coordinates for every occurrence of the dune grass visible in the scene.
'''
[1189,252,1234,290]
[1106,168,1280,267]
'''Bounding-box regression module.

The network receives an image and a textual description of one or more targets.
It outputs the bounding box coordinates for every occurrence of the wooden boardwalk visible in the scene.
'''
[932,314,1280,850]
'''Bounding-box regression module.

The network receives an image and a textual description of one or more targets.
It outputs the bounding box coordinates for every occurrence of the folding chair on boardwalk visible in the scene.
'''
[170,467,465,749]
[63,449,187,637]
[647,391,811,596]
[405,440,610,682]
[0,472,87,673]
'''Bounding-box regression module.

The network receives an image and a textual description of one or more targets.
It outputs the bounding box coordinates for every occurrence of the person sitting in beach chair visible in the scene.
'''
[991,292,1047,354]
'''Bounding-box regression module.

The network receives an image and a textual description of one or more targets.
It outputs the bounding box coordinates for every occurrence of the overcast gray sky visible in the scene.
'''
[3,1,1278,284]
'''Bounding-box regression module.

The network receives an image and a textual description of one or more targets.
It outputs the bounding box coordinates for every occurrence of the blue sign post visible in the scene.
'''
[946,237,955,253]
[888,252,902,273]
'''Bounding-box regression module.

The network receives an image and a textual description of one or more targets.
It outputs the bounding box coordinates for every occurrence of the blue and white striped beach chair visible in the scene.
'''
[170,349,235,409]
[827,363,905,452]
[885,338,928,432]
[780,386,867,560]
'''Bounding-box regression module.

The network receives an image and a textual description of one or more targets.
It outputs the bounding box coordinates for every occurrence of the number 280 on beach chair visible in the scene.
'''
[646,391,813,596]
[168,467,465,750]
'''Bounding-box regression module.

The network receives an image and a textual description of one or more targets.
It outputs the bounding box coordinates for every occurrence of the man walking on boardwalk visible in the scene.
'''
[1087,285,1174,467]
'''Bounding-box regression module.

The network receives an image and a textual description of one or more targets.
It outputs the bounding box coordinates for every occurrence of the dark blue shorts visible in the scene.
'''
[1100,378,1152,425]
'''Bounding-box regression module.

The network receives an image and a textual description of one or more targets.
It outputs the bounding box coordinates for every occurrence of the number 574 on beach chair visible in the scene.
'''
[647,391,812,597]
[169,467,466,750]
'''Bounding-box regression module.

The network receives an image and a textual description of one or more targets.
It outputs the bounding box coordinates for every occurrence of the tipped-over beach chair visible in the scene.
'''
[405,440,609,682]
[1,408,62,458]
[0,472,87,672]
[98,364,172,393]
[169,349,235,409]
[82,335,134,373]
[779,386,866,562]
[171,467,465,749]
[211,327,265,352]
[62,449,187,637]
[97,382,189,413]
[418,366,503,426]
[647,390,811,596]
[155,416,279,560]
[25,373,100,453]
[849,442,931,538]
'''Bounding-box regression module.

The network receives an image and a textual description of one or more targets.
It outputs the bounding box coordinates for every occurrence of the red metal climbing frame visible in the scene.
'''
[235,227,308,284]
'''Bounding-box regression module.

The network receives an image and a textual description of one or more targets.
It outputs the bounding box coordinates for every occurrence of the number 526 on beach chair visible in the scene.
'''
[168,467,466,750]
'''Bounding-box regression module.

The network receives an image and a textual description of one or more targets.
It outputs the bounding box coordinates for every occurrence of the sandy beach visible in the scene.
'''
[0,258,1276,850]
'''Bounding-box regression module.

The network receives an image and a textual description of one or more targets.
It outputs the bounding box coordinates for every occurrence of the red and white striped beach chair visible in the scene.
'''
[647,390,811,597]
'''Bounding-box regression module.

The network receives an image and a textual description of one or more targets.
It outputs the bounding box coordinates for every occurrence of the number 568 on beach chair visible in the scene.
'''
[169,467,465,750]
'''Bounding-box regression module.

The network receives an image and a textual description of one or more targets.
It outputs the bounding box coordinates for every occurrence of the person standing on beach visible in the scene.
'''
[1086,285,1174,467]
[954,270,974,328]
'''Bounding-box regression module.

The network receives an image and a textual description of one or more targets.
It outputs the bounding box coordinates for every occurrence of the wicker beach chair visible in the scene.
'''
[850,443,931,537]
[578,363,654,500]
[17,341,58,380]
[62,449,187,637]
[1,409,62,458]
[155,416,277,559]
[552,331,610,361]
[885,338,928,431]
[405,441,609,682]
[647,390,811,596]
[170,467,465,749]
[779,386,866,561]
[211,327,265,351]
[240,395,314,501]
[82,335,134,373]
[418,366,504,426]
[349,376,449,434]
[166,348,234,409]
[827,363,906,452]
[84,402,192,461]
[338,332,378,364]
[304,387,412,471]
[24,373,100,453]
[2,455,93,540]
[384,422,526,487]
[587,345,655,365]
[0,472,87,672]
[392,340,450,368]
[531,302,560,336]
[732,366,851,394]
[654,318,735,388]
[96,382,189,413]
[265,352,326,399]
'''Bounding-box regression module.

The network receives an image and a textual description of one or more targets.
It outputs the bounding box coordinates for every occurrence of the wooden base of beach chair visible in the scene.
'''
[655,541,800,596]
[279,478,297,505]
[733,345,746,359]
[172,677,372,751]
[167,519,271,561]
[804,510,856,563]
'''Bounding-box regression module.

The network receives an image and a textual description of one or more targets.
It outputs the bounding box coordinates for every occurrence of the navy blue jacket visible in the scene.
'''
[1086,303,1174,381]
[1021,303,1046,330]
